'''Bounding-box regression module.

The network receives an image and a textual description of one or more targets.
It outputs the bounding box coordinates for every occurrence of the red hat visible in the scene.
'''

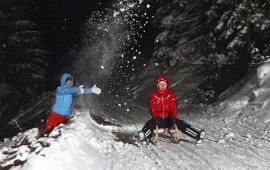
[155,75,169,94]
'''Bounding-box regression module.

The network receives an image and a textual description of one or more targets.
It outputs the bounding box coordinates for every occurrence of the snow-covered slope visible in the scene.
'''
[1,108,270,170]
[0,111,110,170]
[2,61,270,169]
[213,60,270,126]
[0,89,270,169]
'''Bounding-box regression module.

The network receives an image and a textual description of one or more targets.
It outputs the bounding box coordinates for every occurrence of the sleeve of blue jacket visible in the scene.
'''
[82,88,92,94]
[56,86,79,95]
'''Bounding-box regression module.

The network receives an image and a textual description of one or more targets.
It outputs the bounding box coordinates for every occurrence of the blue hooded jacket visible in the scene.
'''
[51,73,92,116]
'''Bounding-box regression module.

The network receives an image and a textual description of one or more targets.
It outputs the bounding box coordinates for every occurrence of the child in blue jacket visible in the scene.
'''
[44,73,101,133]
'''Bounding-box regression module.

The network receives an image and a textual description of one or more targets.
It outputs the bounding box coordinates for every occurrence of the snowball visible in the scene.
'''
[224,132,235,138]
[218,139,226,143]
[244,134,252,138]
[113,12,119,17]
[101,66,104,69]
[146,4,150,8]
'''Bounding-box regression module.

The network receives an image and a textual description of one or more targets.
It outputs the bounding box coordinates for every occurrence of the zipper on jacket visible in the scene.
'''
[162,96,164,119]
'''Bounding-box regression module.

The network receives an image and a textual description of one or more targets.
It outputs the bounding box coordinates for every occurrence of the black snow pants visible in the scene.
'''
[141,117,201,140]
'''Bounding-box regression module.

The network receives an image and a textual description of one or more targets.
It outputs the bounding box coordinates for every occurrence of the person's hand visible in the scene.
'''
[91,85,101,94]
[78,85,84,94]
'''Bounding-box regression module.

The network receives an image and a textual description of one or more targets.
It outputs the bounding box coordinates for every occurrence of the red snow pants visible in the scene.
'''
[43,112,69,134]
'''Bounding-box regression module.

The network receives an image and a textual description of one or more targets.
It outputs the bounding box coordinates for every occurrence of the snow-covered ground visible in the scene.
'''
[1,0,270,169]
[1,107,270,170]
[1,61,270,170]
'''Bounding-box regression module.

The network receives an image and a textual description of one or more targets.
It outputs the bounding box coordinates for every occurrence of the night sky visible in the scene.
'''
[31,0,157,83]
[32,0,111,75]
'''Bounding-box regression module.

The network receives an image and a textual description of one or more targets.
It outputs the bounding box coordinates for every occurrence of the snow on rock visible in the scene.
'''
[215,60,270,124]
[257,61,270,90]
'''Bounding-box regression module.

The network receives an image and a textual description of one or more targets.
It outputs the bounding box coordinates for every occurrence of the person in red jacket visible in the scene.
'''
[139,75,206,144]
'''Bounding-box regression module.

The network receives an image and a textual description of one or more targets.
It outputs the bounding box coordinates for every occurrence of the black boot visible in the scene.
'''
[139,119,155,141]
[184,126,200,139]
[196,129,206,144]
[138,131,146,141]
[176,119,206,143]
[141,127,153,140]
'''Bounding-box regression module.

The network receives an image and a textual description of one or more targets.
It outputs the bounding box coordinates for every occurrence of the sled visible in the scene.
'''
[153,124,180,144]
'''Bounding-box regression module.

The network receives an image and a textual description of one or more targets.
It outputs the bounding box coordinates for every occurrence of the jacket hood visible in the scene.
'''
[155,75,169,94]
[60,73,73,87]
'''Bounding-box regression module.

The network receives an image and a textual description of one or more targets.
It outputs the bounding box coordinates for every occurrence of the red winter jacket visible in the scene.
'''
[148,75,177,119]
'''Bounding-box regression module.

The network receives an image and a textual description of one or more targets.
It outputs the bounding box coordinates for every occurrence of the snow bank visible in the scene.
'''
[257,61,270,90]
[0,111,109,170]
[216,60,270,125]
